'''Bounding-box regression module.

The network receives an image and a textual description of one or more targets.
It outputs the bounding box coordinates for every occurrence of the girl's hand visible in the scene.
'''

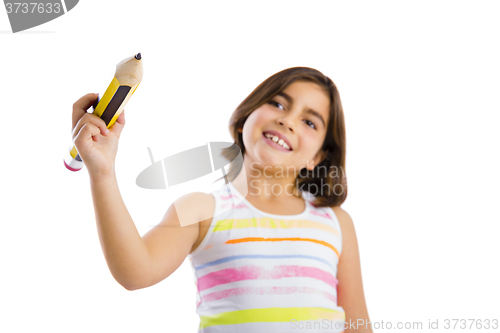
[71,93,126,178]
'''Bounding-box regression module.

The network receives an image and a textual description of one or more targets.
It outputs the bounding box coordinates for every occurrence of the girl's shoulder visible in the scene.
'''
[331,205,354,230]
[330,206,352,225]
[176,191,216,226]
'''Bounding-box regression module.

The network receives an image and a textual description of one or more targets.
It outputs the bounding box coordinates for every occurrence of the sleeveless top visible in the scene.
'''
[187,181,346,333]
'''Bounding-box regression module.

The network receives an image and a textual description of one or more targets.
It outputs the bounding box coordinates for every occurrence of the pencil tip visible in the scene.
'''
[135,53,142,60]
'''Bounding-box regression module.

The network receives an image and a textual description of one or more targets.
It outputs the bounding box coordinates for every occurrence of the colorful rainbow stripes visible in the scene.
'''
[188,182,345,332]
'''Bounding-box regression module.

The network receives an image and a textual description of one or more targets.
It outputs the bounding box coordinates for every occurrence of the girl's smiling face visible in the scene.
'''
[239,80,331,174]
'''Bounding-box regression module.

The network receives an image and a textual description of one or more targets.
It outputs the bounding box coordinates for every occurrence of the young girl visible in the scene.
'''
[71,67,372,333]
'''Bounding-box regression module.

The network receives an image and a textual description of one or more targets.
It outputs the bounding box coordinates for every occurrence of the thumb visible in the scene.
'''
[110,110,125,136]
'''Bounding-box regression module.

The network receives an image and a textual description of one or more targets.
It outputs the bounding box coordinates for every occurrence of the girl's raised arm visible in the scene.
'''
[72,93,208,291]
[333,206,373,333]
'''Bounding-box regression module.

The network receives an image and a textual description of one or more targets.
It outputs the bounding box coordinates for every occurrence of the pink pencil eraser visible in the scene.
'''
[64,159,82,172]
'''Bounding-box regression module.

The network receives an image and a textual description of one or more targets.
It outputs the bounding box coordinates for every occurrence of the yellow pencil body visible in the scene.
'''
[64,53,143,171]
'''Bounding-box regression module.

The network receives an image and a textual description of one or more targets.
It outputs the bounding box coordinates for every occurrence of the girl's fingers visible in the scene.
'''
[72,113,109,141]
[74,122,101,147]
[72,93,99,131]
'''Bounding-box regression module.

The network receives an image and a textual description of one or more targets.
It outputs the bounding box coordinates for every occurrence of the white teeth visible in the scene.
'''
[264,133,291,150]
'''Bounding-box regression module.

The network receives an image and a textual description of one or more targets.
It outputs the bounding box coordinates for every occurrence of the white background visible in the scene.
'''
[1,1,499,332]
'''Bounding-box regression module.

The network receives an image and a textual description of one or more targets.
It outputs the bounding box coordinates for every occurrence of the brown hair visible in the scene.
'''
[216,67,347,208]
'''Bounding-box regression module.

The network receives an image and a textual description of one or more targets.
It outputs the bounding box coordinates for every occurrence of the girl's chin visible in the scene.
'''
[252,154,293,168]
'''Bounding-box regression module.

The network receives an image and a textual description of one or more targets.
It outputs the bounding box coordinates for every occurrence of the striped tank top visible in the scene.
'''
[187,181,345,333]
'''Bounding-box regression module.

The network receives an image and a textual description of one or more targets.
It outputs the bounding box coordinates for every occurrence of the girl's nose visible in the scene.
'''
[277,116,296,133]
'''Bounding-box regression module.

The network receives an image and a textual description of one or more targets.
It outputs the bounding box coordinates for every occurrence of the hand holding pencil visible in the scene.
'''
[64,53,143,176]
[71,94,126,178]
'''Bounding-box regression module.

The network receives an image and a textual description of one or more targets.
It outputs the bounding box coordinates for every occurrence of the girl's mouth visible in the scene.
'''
[262,133,292,153]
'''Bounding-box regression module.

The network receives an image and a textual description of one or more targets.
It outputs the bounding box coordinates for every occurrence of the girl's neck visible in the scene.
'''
[231,157,302,203]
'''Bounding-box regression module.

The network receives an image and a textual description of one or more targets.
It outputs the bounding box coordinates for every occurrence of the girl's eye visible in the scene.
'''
[270,100,316,129]
[304,119,317,130]
[269,100,285,110]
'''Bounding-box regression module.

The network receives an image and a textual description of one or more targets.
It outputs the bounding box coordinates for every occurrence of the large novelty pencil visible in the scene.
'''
[64,53,143,171]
